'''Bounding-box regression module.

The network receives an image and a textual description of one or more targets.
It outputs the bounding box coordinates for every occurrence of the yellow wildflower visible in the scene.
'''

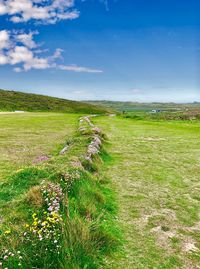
[51,212,58,217]
[4,229,11,235]
[33,221,38,226]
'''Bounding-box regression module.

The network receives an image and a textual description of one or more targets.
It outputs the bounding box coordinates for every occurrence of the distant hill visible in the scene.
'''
[86,100,200,112]
[0,89,112,114]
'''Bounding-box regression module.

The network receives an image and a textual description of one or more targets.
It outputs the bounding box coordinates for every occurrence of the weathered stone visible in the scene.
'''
[60,145,69,155]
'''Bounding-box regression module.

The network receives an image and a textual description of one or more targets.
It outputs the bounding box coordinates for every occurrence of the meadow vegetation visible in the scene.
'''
[0,102,200,268]
[87,100,200,112]
[94,115,200,268]
[0,113,79,181]
[0,89,112,114]
[123,110,200,121]
[0,113,120,268]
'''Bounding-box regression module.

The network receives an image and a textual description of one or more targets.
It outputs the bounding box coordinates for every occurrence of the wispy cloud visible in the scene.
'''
[0,30,103,73]
[0,0,79,24]
[58,65,103,73]
[131,89,143,94]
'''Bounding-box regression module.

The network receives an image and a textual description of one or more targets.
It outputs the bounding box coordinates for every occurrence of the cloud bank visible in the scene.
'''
[0,30,103,73]
[0,1,104,73]
[0,0,79,24]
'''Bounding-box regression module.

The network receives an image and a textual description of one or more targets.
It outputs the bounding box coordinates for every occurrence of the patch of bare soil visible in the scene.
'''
[138,136,167,142]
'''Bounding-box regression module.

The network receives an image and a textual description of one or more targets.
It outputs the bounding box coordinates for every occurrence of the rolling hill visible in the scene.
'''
[86,100,200,112]
[0,89,112,114]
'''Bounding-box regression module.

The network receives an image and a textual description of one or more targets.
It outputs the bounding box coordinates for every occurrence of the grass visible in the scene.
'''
[94,116,200,269]
[0,112,79,181]
[0,89,112,114]
[123,110,200,121]
[86,100,200,112]
[1,109,200,268]
[0,113,120,268]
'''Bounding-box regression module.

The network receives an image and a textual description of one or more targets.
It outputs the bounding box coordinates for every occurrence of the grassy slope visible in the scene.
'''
[94,116,200,269]
[0,112,79,181]
[0,89,111,114]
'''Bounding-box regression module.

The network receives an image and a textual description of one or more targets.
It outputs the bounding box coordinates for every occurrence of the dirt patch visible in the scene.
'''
[150,225,176,249]
[182,241,199,252]
[138,136,167,142]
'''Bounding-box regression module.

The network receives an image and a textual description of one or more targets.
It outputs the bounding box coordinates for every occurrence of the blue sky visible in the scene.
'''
[0,0,199,102]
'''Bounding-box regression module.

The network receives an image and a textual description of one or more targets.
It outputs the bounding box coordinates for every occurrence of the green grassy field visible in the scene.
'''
[123,110,200,121]
[0,111,199,268]
[0,112,79,181]
[0,112,119,269]
[94,116,200,269]
[0,112,80,241]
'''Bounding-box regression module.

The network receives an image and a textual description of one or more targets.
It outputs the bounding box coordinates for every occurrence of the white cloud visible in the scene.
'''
[49,48,63,61]
[9,45,33,64]
[24,57,50,70]
[0,54,8,65]
[0,1,7,14]
[0,30,10,50]
[0,0,79,24]
[0,29,103,74]
[15,31,38,48]
[131,89,143,94]
[58,65,103,73]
